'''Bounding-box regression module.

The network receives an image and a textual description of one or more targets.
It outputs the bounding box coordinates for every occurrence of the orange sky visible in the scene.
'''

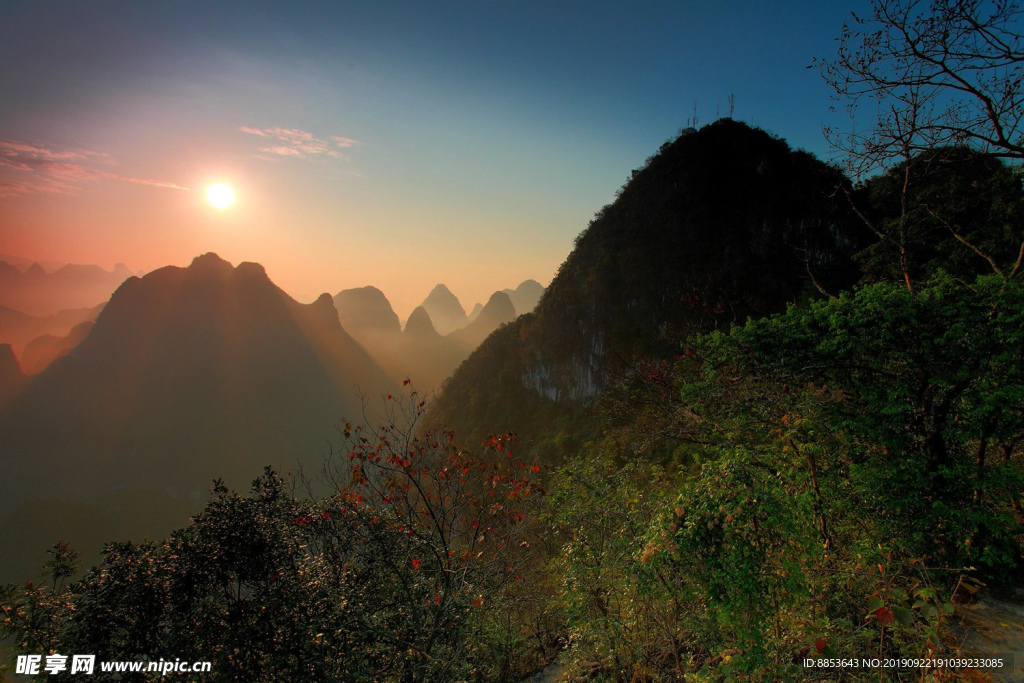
[0,2,858,318]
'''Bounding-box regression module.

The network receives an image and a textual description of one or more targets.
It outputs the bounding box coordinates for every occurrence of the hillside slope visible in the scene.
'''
[0,253,395,507]
[428,120,864,456]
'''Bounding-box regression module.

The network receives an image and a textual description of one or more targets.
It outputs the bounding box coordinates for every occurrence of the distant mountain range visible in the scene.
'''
[0,252,395,508]
[0,253,68,273]
[0,253,541,582]
[0,258,135,316]
[501,279,544,318]
[0,303,104,357]
[333,280,543,390]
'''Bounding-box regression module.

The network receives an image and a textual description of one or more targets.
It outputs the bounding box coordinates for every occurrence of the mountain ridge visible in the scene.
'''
[0,252,395,507]
[428,120,865,457]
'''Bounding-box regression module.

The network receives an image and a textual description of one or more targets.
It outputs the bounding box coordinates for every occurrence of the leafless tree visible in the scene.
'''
[818,0,1023,178]
[815,0,1024,290]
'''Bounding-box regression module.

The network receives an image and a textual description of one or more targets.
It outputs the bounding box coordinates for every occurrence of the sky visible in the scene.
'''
[0,0,872,318]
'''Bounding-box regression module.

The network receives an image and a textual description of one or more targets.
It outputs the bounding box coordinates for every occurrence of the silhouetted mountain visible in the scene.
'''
[466,302,483,323]
[450,291,516,350]
[502,279,545,316]
[0,259,132,316]
[404,306,441,339]
[429,120,864,457]
[420,284,467,335]
[0,253,395,508]
[333,286,402,340]
[21,320,94,375]
[333,290,519,393]
[0,253,66,273]
[0,303,104,354]
[392,307,466,388]
[0,344,26,407]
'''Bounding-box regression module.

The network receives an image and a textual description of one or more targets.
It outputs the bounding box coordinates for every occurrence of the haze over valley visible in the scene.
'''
[0,249,545,580]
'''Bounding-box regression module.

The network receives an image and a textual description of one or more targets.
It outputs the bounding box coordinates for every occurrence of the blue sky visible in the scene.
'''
[0,0,871,317]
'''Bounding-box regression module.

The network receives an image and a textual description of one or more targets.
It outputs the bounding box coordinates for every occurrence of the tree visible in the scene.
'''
[817,0,1024,291]
[854,148,1024,283]
[820,0,1024,177]
[685,272,1024,576]
[0,393,546,682]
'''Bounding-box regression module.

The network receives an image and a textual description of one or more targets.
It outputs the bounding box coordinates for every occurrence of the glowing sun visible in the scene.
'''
[206,184,235,209]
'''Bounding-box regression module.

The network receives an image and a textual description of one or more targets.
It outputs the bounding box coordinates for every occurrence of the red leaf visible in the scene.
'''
[403,379,410,386]
[874,607,895,627]
[532,465,540,472]
[815,638,826,654]
[411,559,420,569]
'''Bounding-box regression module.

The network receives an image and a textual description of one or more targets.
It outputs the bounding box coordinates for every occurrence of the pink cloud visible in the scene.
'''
[0,140,112,163]
[0,139,188,197]
[0,179,77,198]
[241,126,357,159]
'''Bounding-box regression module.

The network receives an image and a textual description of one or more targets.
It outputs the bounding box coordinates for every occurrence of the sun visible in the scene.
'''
[205,184,235,209]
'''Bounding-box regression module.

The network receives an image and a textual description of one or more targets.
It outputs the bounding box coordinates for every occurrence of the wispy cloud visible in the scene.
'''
[331,135,358,148]
[241,127,359,159]
[0,179,76,198]
[0,140,189,197]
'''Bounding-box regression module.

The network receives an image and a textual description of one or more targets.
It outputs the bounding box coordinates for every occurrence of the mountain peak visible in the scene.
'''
[188,252,234,276]
[404,306,440,338]
[420,284,467,335]
[333,286,401,339]
[427,283,455,297]
[235,261,267,279]
[501,279,546,316]
[479,291,516,323]
[0,254,395,506]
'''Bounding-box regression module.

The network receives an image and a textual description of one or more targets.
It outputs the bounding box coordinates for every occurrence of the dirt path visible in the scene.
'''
[958,590,1024,682]
[517,594,1024,683]
[519,659,567,683]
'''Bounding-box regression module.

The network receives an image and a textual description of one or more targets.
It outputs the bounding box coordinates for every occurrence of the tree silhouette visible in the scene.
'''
[819,0,1024,177]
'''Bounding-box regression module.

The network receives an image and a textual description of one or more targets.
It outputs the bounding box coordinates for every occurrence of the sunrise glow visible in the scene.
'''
[206,184,235,209]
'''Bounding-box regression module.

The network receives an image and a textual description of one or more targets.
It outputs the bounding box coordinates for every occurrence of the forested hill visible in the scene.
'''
[428,119,867,457]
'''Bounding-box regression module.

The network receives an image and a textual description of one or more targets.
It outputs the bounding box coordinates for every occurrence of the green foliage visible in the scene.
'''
[694,273,1024,577]
[0,396,547,682]
[547,274,1023,681]
[548,443,689,680]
